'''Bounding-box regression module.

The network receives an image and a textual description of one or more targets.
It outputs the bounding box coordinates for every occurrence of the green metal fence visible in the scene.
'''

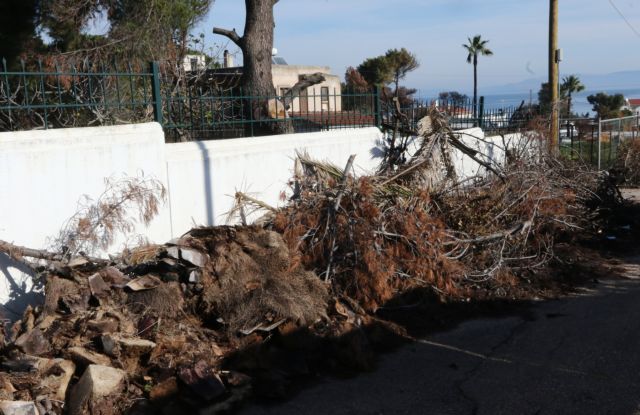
[0,59,157,131]
[161,87,378,142]
[387,96,539,134]
[1,58,537,141]
[0,59,379,141]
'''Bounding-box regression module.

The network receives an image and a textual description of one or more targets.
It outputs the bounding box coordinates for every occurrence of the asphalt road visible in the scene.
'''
[239,261,640,415]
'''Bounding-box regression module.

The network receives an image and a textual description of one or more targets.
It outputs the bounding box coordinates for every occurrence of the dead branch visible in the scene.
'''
[283,73,326,109]
[442,221,533,246]
[0,240,109,267]
[212,27,243,48]
[324,155,356,282]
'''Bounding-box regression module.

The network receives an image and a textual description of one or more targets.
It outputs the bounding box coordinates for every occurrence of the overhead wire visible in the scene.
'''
[607,0,640,39]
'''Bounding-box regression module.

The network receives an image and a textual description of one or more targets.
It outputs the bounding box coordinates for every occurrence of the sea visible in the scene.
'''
[416,87,640,117]
[481,88,640,117]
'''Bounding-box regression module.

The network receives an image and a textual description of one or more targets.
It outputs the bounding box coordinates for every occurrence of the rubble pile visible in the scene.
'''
[0,110,625,414]
[0,227,361,414]
[270,111,614,310]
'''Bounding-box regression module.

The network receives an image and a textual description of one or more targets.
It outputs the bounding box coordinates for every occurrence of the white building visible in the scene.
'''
[182,54,206,72]
[272,65,342,113]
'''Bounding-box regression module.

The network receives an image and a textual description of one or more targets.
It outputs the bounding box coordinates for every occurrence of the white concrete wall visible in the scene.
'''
[0,124,383,314]
[452,128,529,179]
[0,121,529,315]
[0,123,171,316]
[165,127,383,232]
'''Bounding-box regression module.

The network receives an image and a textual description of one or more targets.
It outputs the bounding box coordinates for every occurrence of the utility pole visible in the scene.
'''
[549,0,559,152]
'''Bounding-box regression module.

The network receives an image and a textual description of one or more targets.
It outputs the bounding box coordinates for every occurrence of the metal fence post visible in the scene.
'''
[597,117,602,170]
[478,96,485,129]
[373,85,382,128]
[150,62,163,125]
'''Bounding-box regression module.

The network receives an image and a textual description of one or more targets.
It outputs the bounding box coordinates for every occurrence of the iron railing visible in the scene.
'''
[0,59,379,141]
[1,58,538,141]
[384,96,539,134]
[0,59,156,132]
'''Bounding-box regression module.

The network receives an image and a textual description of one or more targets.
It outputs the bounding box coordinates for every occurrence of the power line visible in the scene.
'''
[608,0,640,39]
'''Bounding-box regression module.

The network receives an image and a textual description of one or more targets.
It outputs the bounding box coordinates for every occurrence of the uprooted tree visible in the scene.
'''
[213,0,325,135]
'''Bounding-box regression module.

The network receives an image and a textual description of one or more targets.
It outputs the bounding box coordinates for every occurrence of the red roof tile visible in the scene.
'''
[628,98,640,106]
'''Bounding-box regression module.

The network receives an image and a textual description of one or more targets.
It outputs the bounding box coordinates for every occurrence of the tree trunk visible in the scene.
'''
[214,0,294,135]
[473,54,478,122]
[242,0,276,99]
[567,93,572,117]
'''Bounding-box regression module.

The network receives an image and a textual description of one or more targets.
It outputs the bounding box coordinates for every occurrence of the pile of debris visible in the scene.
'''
[0,110,623,414]
[0,227,364,414]
[268,111,611,312]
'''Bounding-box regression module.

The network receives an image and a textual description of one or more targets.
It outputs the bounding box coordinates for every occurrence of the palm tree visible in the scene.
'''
[560,75,585,117]
[463,35,493,121]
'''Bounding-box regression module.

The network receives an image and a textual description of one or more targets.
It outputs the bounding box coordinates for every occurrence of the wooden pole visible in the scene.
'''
[549,0,559,153]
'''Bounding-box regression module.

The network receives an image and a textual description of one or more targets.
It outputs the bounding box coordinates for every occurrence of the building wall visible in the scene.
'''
[272,65,342,112]
[182,54,207,72]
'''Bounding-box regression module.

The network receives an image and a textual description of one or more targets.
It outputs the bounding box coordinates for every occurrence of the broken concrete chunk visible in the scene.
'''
[178,360,225,401]
[68,365,125,415]
[0,401,38,415]
[125,275,161,292]
[165,246,181,261]
[115,337,156,355]
[38,359,75,401]
[69,347,111,367]
[101,266,127,285]
[68,257,90,268]
[100,335,119,357]
[88,273,110,297]
[180,248,206,267]
[14,329,50,356]
[188,270,201,284]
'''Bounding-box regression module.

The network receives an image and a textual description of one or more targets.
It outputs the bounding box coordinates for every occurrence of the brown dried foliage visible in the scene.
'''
[268,111,610,311]
[51,175,166,257]
[188,226,328,332]
[614,139,640,186]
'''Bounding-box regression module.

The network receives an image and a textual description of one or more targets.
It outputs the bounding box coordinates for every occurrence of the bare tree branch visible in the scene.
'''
[212,27,243,48]
[282,72,325,108]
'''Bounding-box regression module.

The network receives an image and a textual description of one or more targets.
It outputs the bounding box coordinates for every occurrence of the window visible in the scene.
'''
[321,87,330,111]
[190,58,199,72]
[321,87,329,103]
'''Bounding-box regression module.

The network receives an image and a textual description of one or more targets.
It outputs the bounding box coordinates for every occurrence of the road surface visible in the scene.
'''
[239,261,640,415]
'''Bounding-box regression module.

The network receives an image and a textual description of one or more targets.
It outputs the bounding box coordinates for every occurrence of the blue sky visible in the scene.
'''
[195,0,640,96]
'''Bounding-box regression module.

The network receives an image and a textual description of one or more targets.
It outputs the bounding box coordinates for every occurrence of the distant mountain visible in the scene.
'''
[484,70,640,95]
